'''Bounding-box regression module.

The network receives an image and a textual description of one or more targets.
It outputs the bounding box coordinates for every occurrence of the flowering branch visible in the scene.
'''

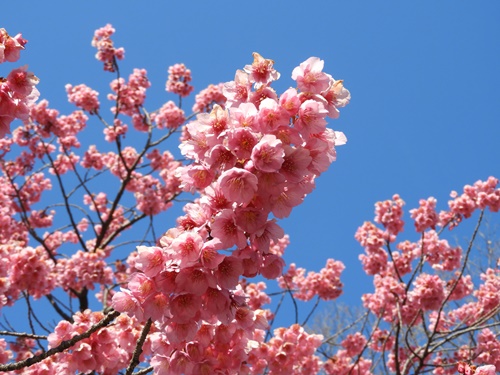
[0,310,120,372]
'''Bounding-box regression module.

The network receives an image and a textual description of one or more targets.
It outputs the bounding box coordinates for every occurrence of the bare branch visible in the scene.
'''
[125,319,152,375]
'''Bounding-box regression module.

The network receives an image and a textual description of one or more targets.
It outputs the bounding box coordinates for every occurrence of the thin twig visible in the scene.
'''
[132,366,153,375]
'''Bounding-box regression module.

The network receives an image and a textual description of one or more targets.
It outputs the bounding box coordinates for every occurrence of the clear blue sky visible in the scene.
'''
[2,1,500,327]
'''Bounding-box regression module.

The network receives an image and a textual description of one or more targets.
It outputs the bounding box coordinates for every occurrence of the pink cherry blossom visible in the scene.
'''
[211,209,248,249]
[294,99,329,139]
[0,43,360,375]
[0,28,27,63]
[279,146,312,183]
[108,68,150,116]
[227,126,259,160]
[279,87,301,116]
[219,167,258,205]
[135,246,166,277]
[476,329,500,371]
[207,144,237,171]
[235,207,267,233]
[257,97,290,132]
[292,57,331,94]
[475,365,497,375]
[251,134,285,173]
[171,231,204,268]
[409,273,445,311]
[7,65,39,98]
[223,69,252,108]
[321,77,351,118]
[243,52,280,88]
[170,293,202,323]
[215,256,244,289]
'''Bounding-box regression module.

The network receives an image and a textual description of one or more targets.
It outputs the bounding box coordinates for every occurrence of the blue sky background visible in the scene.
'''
[2,1,500,331]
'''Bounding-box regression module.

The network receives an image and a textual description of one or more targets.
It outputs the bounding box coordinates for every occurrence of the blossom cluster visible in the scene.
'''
[247,324,324,374]
[42,310,148,374]
[91,24,124,72]
[336,178,500,373]
[165,63,194,97]
[111,52,350,373]
[0,28,39,137]
[65,83,100,114]
[278,259,345,301]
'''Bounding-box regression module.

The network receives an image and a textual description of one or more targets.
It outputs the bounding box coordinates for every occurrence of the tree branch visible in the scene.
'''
[125,319,152,375]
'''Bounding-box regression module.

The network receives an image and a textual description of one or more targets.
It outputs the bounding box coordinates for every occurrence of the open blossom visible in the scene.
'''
[0,87,18,137]
[257,97,289,132]
[292,57,331,94]
[0,65,40,137]
[171,231,204,268]
[211,209,247,249]
[227,126,258,160]
[279,146,312,183]
[134,246,166,277]
[0,28,27,63]
[7,66,39,98]
[223,69,252,108]
[248,324,324,375]
[243,52,280,88]
[322,78,351,119]
[474,365,497,375]
[251,134,285,172]
[294,99,329,139]
[219,167,258,205]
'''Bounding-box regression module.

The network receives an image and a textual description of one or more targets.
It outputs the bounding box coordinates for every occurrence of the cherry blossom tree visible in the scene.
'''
[0,24,499,375]
[307,180,500,374]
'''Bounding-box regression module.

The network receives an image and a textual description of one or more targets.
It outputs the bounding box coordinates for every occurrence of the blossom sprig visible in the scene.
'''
[91,24,124,73]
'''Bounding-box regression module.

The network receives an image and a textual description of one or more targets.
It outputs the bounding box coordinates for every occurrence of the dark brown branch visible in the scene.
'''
[125,319,152,375]
[0,331,46,339]
[132,366,153,375]
[46,294,74,323]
